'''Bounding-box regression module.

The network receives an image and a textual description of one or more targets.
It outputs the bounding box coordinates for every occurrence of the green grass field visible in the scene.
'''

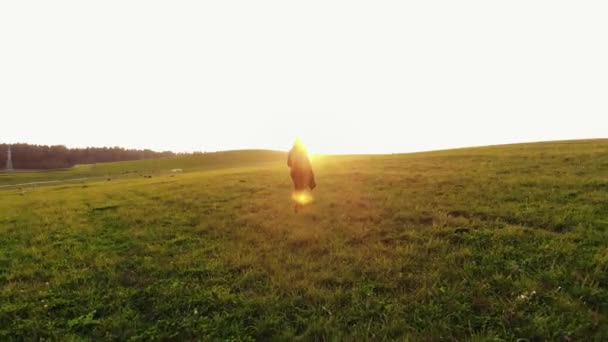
[0,150,286,187]
[1,140,607,340]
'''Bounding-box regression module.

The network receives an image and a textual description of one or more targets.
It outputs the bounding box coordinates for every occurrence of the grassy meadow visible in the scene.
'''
[0,150,286,187]
[1,140,607,340]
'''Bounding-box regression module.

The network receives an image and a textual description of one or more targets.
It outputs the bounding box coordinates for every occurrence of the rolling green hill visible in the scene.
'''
[1,140,607,340]
[0,150,286,187]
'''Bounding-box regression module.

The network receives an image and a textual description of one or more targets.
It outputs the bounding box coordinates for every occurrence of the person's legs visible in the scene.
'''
[292,169,305,214]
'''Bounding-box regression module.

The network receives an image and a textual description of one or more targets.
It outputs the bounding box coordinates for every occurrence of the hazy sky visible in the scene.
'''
[1,1,606,154]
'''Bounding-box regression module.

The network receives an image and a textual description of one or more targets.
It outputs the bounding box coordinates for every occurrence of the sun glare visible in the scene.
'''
[292,191,314,206]
[294,135,319,162]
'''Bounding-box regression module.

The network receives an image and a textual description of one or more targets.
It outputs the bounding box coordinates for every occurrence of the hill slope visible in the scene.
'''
[0,140,607,340]
[0,149,286,186]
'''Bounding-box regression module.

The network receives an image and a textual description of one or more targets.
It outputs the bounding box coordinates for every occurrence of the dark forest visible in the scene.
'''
[0,143,175,169]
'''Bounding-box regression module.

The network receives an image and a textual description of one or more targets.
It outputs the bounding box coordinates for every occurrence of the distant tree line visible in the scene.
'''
[0,143,175,170]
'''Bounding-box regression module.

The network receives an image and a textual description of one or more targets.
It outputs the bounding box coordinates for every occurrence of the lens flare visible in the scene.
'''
[292,191,314,205]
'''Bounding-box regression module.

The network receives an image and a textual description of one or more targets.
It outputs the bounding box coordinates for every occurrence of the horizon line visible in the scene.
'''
[3,137,606,157]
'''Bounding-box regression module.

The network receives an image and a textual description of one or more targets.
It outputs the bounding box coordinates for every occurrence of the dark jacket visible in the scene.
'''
[288,147,316,191]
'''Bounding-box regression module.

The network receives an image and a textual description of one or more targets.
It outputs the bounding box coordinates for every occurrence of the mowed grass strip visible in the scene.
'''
[0,140,607,340]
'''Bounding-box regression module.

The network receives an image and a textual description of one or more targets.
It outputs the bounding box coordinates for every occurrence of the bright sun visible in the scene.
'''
[293,134,320,161]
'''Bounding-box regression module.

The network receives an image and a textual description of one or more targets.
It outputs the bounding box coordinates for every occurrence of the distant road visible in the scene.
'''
[0,177,90,189]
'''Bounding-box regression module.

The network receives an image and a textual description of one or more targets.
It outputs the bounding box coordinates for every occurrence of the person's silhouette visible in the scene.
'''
[288,139,316,212]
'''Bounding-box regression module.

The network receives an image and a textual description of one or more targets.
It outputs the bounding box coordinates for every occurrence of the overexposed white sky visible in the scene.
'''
[1,1,606,154]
